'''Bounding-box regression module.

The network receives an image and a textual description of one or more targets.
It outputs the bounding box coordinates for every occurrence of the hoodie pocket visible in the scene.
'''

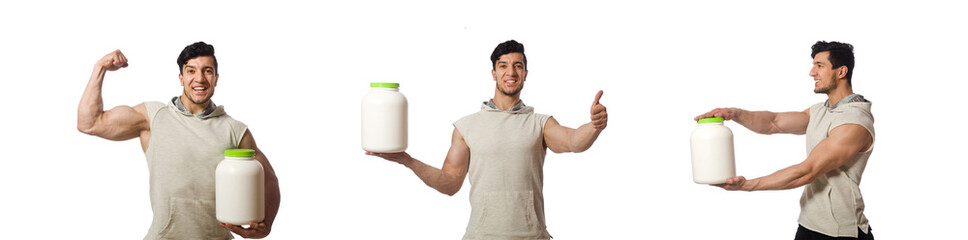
[157,197,227,239]
[474,191,540,234]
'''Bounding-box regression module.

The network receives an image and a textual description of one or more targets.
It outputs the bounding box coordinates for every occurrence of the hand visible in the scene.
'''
[220,221,269,239]
[366,151,413,165]
[694,107,735,121]
[96,49,128,71]
[590,90,607,130]
[712,176,749,191]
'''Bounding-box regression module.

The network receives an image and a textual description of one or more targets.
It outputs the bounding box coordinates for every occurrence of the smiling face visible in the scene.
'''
[491,52,528,97]
[179,56,218,106]
[809,51,841,94]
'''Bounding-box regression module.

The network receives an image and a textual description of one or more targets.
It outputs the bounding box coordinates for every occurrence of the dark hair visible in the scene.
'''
[811,41,854,85]
[491,40,527,70]
[177,41,218,74]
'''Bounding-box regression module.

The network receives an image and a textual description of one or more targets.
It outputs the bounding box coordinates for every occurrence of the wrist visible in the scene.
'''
[743,178,759,191]
[400,156,415,167]
[729,108,743,119]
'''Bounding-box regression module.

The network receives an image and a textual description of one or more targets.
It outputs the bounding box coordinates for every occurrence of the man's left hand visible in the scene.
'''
[590,90,607,130]
[712,176,749,191]
[221,221,270,239]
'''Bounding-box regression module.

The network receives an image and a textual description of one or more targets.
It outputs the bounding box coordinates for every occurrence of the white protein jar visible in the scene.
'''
[362,82,408,153]
[690,117,736,184]
[216,149,265,225]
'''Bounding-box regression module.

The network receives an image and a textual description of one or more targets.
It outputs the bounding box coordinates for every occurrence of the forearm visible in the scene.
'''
[567,122,602,153]
[743,164,815,191]
[263,173,280,228]
[402,158,462,196]
[730,108,782,135]
[77,66,108,133]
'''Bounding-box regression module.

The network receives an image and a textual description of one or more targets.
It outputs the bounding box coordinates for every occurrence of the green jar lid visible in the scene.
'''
[697,117,724,123]
[224,149,255,157]
[371,82,400,88]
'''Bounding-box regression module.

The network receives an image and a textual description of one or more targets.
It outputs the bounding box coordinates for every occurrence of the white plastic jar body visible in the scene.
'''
[361,84,408,153]
[690,122,736,184]
[216,156,265,225]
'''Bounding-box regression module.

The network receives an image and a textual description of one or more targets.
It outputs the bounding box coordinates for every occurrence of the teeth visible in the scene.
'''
[193,87,205,90]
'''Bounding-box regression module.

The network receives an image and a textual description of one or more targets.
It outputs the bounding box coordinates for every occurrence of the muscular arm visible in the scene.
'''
[544,90,608,153]
[695,107,809,135]
[716,124,873,191]
[543,117,602,153]
[77,50,149,143]
[367,128,470,196]
[223,129,281,238]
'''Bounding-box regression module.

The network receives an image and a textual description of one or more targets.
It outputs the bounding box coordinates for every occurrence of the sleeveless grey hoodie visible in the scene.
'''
[455,100,552,240]
[142,98,247,240]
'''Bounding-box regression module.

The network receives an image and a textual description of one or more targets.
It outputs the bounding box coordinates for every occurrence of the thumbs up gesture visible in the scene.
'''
[590,90,607,130]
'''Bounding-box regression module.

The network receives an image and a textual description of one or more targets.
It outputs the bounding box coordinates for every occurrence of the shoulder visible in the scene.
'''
[218,112,249,131]
[835,102,873,122]
[808,102,826,112]
[142,101,166,112]
[830,103,874,138]
[140,101,168,121]
[534,112,551,122]
[454,110,483,126]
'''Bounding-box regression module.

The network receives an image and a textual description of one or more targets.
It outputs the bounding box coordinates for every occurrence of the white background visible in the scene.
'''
[2,1,965,239]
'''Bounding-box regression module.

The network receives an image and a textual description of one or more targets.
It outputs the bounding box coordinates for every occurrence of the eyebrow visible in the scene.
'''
[183,65,215,70]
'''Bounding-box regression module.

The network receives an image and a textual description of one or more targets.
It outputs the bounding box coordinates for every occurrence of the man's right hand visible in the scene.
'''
[694,107,737,121]
[97,49,128,71]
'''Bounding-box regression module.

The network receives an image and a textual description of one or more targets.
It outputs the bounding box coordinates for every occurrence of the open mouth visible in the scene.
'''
[504,79,517,87]
[192,86,208,95]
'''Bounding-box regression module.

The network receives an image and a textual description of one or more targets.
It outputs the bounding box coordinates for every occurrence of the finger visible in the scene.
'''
[592,114,607,123]
[220,223,246,233]
[592,90,603,105]
[237,222,268,238]
[694,109,720,121]
[592,118,604,126]
[694,112,711,121]
[591,104,606,113]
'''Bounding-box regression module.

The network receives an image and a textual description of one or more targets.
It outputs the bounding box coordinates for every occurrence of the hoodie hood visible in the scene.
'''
[481,99,534,114]
[170,96,225,119]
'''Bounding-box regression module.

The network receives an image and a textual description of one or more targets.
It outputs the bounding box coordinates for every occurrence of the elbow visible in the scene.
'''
[570,143,592,153]
[77,122,94,135]
[438,184,461,196]
[440,188,458,196]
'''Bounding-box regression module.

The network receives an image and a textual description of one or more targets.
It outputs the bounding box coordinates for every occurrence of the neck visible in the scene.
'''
[492,89,521,111]
[179,95,211,114]
[826,84,854,107]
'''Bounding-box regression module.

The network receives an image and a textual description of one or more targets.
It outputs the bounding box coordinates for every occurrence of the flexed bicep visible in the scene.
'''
[79,103,149,141]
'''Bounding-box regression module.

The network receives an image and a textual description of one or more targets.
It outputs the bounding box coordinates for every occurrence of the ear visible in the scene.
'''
[179,73,184,86]
[214,73,219,87]
[491,69,497,81]
[522,69,528,81]
[837,66,849,80]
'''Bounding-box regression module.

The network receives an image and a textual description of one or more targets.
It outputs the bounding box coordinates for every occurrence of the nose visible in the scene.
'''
[808,66,817,77]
